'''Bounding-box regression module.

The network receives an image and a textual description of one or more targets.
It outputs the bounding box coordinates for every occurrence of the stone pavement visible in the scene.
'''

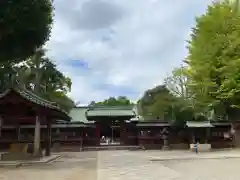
[1,150,240,179]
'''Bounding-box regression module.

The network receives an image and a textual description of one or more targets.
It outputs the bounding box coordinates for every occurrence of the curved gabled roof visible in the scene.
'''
[0,87,71,121]
[85,106,136,120]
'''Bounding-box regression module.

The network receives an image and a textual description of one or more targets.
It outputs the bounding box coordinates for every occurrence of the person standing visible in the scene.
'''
[194,141,199,154]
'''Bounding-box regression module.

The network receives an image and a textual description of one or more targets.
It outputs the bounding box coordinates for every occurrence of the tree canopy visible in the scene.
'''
[137,81,195,124]
[186,0,240,120]
[137,85,176,121]
[89,96,134,106]
[164,66,190,100]
[0,0,53,63]
[2,49,74,112]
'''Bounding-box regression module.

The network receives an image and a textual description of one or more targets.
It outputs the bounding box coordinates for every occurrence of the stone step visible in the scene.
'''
[0,161,21,168]
[82,145,142,151]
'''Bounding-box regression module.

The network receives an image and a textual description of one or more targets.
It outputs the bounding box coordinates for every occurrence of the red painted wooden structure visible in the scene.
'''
[0,87,70,155]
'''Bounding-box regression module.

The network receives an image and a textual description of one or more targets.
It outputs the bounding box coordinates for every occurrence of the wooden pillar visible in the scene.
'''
[0,116,2,138]
[17,125,21,141]
[34,115,41,156]
[231,123,236,147]
[111,126,114,143]
[95,124,100,146]
[139,129,143,147]
[120,122,125,145]
[46,119,52,156]
[206,127,210,143]
[191,129,195,143]
[80,128,83,151]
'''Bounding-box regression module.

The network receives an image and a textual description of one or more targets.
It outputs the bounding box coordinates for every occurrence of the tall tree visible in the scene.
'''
[138,84,195,124]
[92,96,134,106]
[6,49,75,112]
[0,63,17,88]
[25,49,72,94]
[18,49,73,156]
[165,66,196,123]
[28,49,74,112]
[0,0,53,63]
[164,65,190,100]
[186,0,240,120]
[138,85,176,121]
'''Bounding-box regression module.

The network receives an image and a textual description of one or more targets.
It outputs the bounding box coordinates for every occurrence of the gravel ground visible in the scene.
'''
[1,150,240,180]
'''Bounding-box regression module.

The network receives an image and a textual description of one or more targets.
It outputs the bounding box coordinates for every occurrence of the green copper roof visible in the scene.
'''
[86,109,135,116]
[69,107,89,123]
[0,87,71,121]
[68,106,137,122]
[186,121,213,128]
[86,106,136,117]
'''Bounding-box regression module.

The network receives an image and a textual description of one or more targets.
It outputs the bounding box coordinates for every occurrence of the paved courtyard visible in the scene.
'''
[1,150,240,179]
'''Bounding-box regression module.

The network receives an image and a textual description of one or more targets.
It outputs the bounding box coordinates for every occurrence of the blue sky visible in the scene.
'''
[46,0,214,105]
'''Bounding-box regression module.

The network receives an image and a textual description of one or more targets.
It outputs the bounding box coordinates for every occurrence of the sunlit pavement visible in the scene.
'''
[1,150,240,180]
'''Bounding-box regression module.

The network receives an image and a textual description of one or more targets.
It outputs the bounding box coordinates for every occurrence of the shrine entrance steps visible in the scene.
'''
[82,145,142,151]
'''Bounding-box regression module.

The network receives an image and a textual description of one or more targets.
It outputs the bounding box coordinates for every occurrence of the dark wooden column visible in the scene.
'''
[80,128,83,151]
[120,121,126,145]
[95,123,100,146]
[46,118,52,156]
[0,116,2,138]
[17,124,21,141]
[206,127,210,143]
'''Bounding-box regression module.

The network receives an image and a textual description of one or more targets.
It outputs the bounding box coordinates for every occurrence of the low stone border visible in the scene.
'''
[0,162,21,168]
[20,155,61,166]
[0,155,61,168]
[150,155,240,162]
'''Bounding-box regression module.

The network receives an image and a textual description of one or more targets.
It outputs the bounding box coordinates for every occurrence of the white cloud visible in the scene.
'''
[46,0,214,105]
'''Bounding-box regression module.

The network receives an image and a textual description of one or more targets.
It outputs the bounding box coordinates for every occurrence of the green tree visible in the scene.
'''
[25,49,72,94]
[165,67,196,124]
[137,85,177,121]
[93,96,134,106]
[186,0,240,120]
[0,0,53,63]
[0,63,16,88]
[22,49,73,155]
[9,49,75,112]
[43,91,75,113]
[28,49,74,112]
[164,65,190,100]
